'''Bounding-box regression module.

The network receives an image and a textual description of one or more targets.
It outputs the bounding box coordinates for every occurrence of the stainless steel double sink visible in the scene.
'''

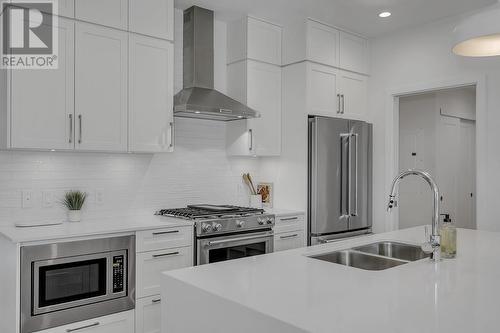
[309,241,430,271]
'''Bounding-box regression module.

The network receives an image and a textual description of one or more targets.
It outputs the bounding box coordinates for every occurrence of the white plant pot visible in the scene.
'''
[67,210,82,222]
[249,194,263,209]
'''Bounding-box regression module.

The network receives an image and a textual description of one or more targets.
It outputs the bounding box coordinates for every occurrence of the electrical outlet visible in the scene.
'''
[22,190,33,208]
[42,191,54,208]
[95,189,104,205]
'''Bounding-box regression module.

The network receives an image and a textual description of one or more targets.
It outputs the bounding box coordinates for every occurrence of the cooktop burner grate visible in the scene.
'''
[156,205,265,220]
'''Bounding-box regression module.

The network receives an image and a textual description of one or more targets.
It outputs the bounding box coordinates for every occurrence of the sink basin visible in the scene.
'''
[310,250,407,271]
[353,241,430,262]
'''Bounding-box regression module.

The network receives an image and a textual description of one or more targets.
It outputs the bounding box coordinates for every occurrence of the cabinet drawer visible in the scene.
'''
[136,295,162,333]
[136,246,193,298]
[274,230,305,252]
[136,226,192,252]
[38,310,134,333]
[274,214,305,234]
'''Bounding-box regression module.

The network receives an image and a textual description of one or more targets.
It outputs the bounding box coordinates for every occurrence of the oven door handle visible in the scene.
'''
[206,234,272,246]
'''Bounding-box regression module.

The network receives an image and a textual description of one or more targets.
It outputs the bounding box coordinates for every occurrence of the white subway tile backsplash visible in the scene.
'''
[0,118,259,226]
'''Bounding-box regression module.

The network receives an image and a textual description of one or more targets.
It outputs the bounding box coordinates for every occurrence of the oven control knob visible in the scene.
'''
[213,223,223,232]
[258,218,265,225]
[236,220,245,228]
[266,218,274,225]
[202,223,213,233]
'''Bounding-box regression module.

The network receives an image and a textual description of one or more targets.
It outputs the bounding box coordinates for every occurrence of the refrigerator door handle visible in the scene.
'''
[341,133,350,217]
[351,133,359,217]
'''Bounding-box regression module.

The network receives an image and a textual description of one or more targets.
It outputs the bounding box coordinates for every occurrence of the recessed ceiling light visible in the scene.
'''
[379,11,391,18]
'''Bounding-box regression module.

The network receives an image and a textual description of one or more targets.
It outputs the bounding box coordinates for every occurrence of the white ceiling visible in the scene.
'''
[174,0,497,37]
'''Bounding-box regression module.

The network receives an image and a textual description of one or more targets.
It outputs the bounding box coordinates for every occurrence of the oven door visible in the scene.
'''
[197,230,274,265]
[32,250,127,315]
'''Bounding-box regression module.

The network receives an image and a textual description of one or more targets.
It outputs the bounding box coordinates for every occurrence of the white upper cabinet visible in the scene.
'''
[339,31,369,74]
[283,19,369,74]
[129,0,174,40]
[226,60,282,156]
[9,18,75,150]
[75,23,128,152]
[306,64,367,120]
[58,0,75,18]
[307,62,339,117]
[338,70,367,119]
[307,20,340,68]
[129,35,174,153]
[228,17,282,65]
[75,0,128,30]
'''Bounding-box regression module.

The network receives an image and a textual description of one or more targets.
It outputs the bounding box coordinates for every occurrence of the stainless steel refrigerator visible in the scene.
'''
[308,116,372,245]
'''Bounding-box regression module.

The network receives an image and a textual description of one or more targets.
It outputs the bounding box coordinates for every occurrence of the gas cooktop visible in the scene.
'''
[156,204,265,220]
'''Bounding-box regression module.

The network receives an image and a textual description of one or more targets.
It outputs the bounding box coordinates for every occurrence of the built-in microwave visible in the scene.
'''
[20,235,135,333]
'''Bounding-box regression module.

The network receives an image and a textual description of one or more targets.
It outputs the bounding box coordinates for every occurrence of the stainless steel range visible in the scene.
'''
[156,205,275,265]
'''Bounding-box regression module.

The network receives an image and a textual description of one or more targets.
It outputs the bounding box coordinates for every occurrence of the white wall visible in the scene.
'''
[369,13,500,232]
[0,10,259,226]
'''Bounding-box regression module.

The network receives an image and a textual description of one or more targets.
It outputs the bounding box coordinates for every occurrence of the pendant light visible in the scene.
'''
[453,5,500,57]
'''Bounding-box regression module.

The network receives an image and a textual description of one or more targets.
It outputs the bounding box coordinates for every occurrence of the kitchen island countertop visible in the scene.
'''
[161,226,500,333]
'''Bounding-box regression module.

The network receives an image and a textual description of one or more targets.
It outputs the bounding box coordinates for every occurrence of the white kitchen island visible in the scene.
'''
[161,226,500,333]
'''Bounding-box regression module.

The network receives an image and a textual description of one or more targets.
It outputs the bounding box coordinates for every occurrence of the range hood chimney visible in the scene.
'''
[174,6,259,121]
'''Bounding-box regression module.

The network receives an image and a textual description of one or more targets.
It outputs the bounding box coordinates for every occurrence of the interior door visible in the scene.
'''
[347,120,372,231]
[309,116,349,236]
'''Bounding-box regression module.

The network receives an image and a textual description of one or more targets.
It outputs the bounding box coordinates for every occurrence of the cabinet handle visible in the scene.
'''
[337,94,341,114]
[152,230,179,236]
[248,129,253,151]
[280,234,299,240]
[341,95,345,114]
[68,114,73,143]
[152,251,180,258]
[66,322,100,332]
[152,298,162,304]
[280,217,298,222]
[78,114,82,144]
[169,121,174,149]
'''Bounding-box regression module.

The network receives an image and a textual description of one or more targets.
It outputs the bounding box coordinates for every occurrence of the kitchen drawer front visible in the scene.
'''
[136,226,192,252]
[136,295,162,333]
[274,214,305,233]
[38,310,134,333]
[136,246,193,298]
[274,230,305,252]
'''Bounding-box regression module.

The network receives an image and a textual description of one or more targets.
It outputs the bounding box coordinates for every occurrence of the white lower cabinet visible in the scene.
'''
[136,246,192,298]
[274,230,305,252]
[136,295,162,333]
[38,310,134,333]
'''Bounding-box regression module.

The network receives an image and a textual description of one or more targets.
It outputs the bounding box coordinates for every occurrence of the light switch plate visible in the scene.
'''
[95,189,104,205]
[22,190,33,208]
[42,191,54,208]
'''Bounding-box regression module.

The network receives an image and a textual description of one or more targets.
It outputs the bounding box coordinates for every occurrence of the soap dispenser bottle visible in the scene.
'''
[439,214,457,259]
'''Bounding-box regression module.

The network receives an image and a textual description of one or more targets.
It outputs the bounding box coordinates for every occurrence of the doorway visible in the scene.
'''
[398,86,476,230]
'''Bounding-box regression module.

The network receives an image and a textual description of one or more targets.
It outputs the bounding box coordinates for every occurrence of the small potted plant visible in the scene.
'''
[62,190,87,222]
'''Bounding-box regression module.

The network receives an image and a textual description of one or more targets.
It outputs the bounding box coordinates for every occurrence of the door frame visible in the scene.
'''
[384,74,486,231]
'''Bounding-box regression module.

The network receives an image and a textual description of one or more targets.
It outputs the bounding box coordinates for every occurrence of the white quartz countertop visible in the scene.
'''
[162,226,500,333]
[0,214,192,244]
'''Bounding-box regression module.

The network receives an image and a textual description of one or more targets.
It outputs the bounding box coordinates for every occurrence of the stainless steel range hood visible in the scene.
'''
[174,6,259,121]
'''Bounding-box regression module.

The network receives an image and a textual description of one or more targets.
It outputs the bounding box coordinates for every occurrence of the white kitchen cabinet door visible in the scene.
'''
[10,18,74,150]
[136,246,192,298]
[136,295,162,333]
[307,20,339,68]
[247,17,282,65]
[129,35,174,153]
[129,0,173,41]
[226,60,282,156]
[13,0,74,17]
[75,23,128,152]
[75,0,128,30]
[338,70,367,119]
[247,61,282,156]
[339,31,368,74]
[274,230,305,252]
[39,310,134,333]
[307,62,339,117]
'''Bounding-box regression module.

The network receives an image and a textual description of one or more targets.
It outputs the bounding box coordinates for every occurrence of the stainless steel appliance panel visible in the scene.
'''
[197,230,273,265]
[21,236,135,333]
[348,120,372,231]
[309,116,350,236]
